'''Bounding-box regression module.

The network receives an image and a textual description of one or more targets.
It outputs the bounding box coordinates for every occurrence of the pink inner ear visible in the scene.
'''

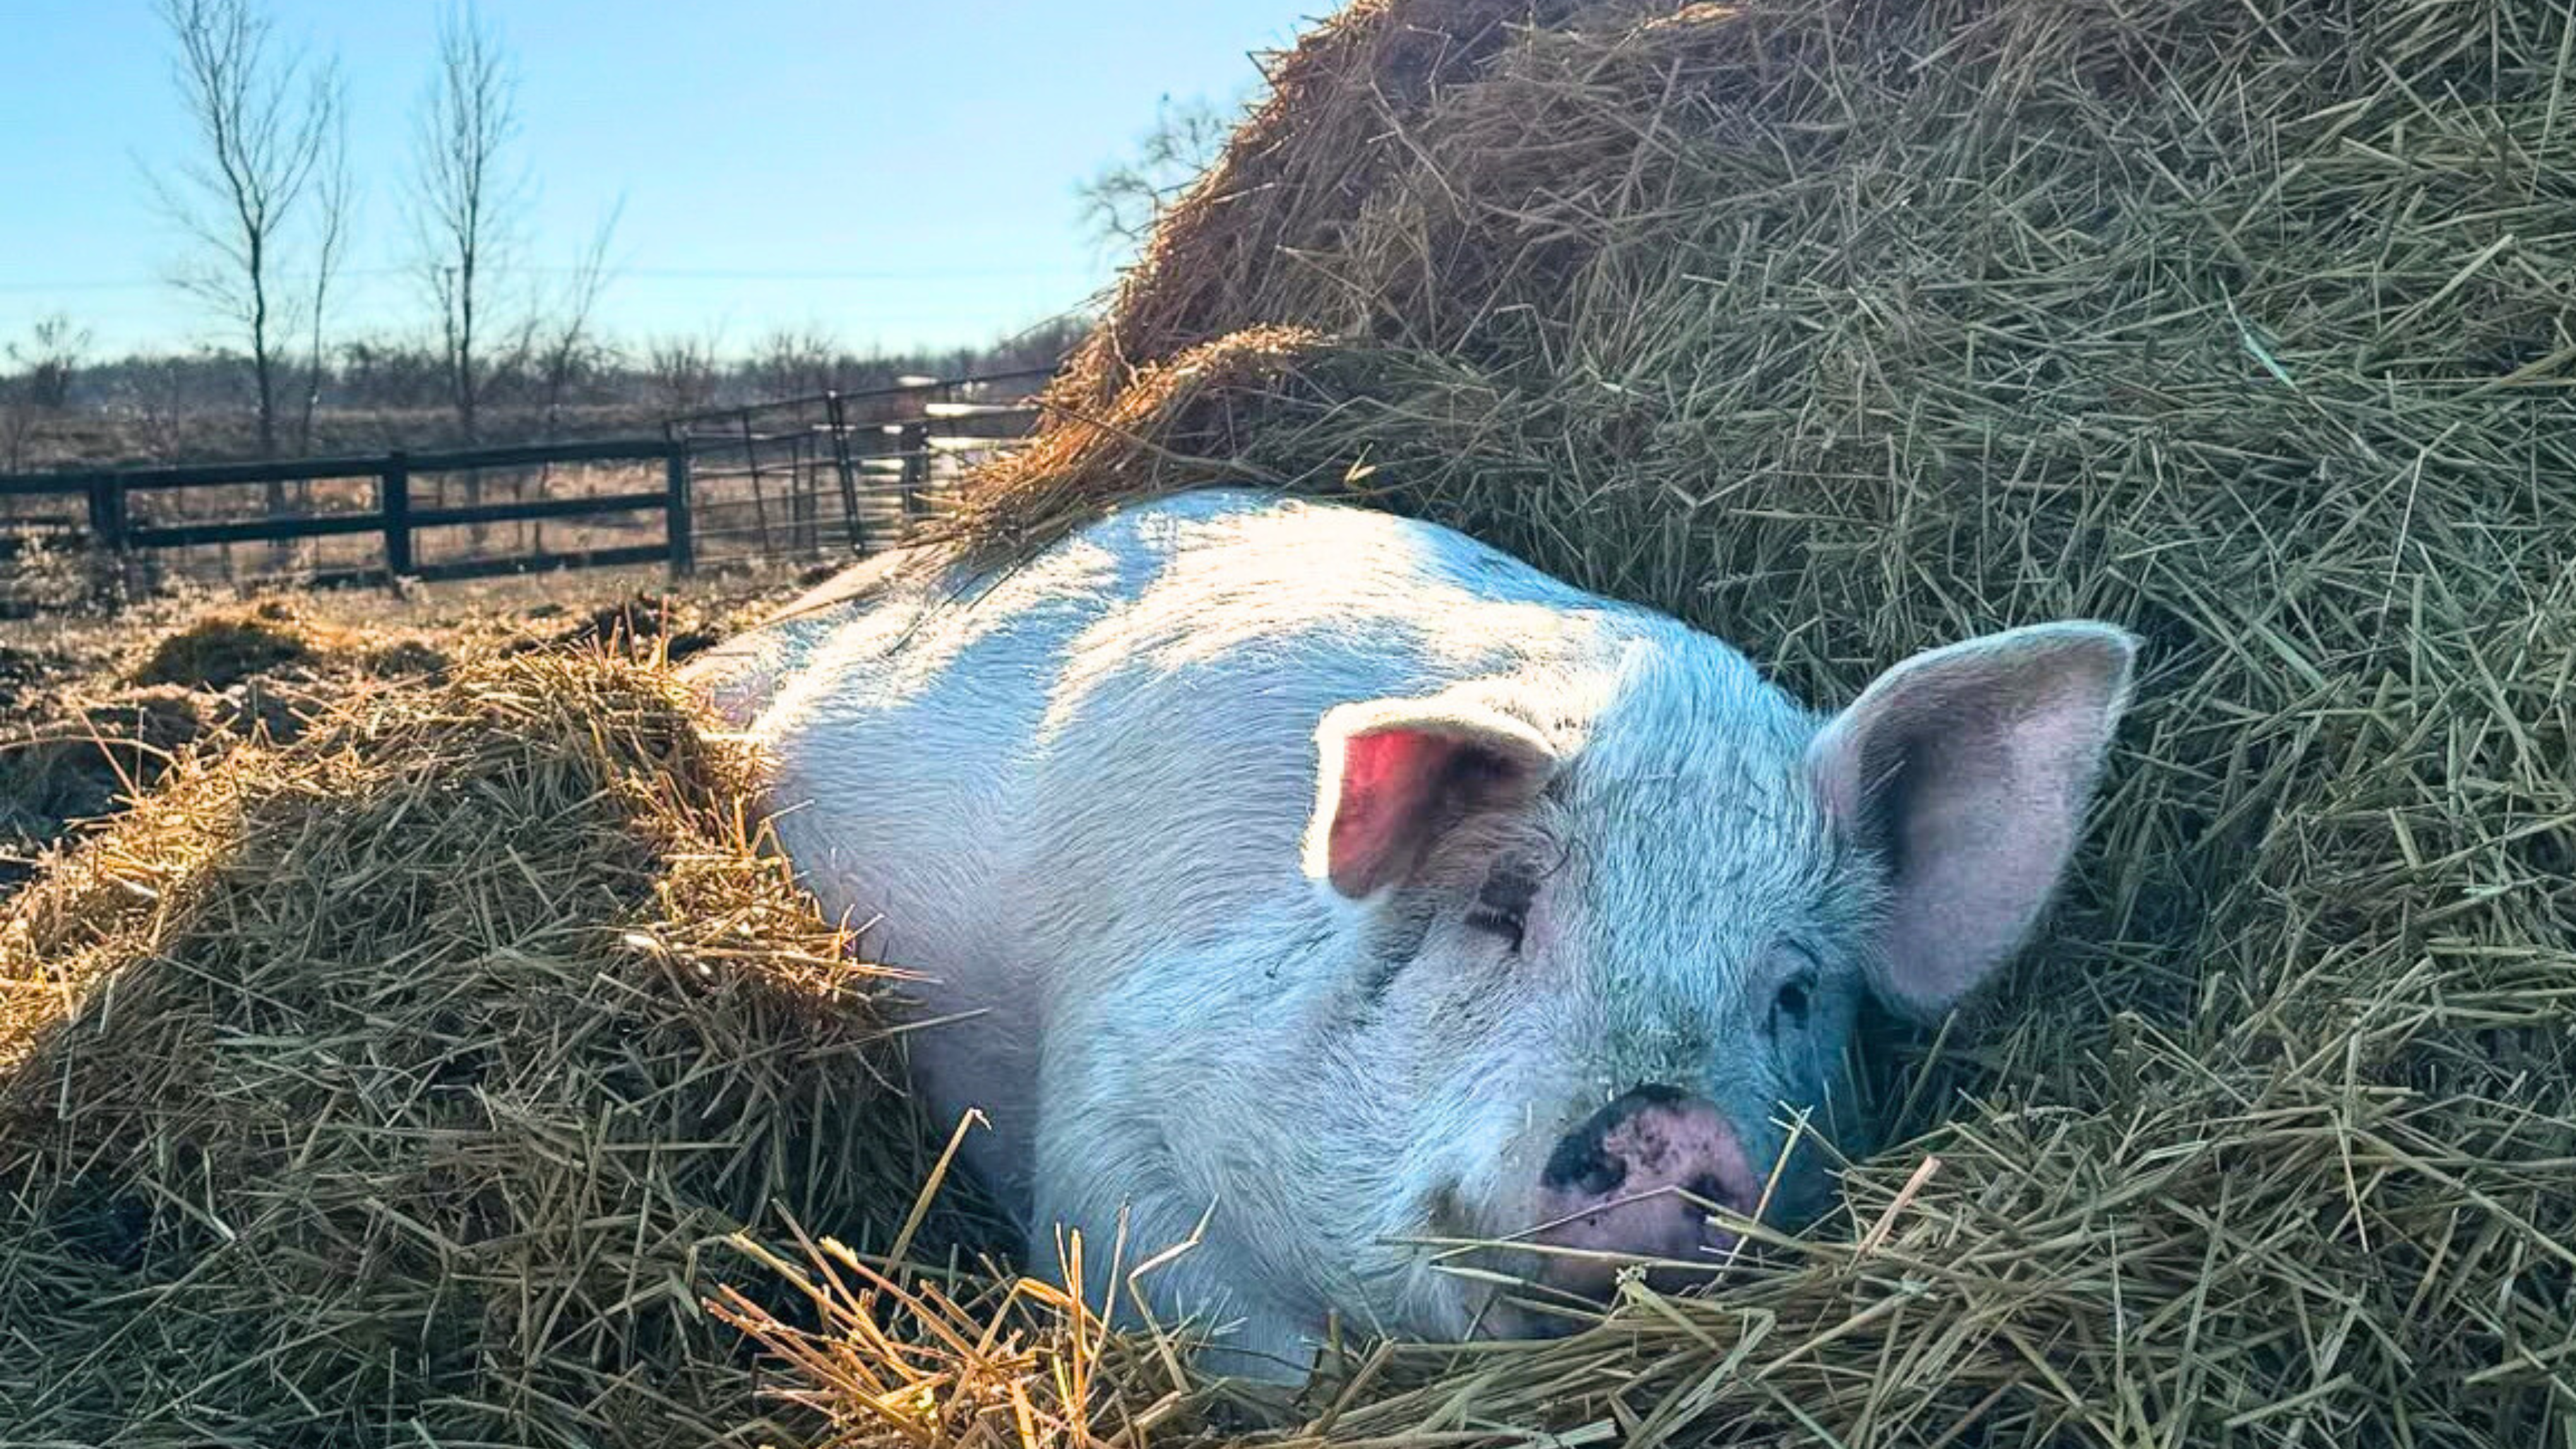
[1327,729,1444,898]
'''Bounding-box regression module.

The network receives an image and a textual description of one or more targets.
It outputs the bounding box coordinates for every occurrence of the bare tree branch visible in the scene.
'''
[1076,93,1234,254]
[536,198,626,439]
[297,68,352,456]
[145,0,338,461]
[412,0,527,447]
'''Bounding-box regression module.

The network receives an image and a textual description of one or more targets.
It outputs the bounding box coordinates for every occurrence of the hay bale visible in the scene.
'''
[750,0,2576,1444]
[0,651,969,1446]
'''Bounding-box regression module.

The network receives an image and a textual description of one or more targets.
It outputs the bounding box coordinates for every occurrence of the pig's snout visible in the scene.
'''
[1531,1085,1755,1297]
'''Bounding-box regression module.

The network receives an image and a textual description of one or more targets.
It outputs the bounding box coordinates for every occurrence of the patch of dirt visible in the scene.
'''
[1,687,212,890]
[542,593,725,664]
[0,643,78,694]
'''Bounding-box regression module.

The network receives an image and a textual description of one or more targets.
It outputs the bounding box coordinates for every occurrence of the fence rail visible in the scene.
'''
[0,368,1052,608]
[0,437,689,598]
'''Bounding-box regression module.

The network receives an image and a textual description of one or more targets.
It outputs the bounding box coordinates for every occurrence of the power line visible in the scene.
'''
[610,265,1088,282]
[0,261,1093,296]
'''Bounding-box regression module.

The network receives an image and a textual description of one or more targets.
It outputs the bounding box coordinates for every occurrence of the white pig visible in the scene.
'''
[686,487,2135,1378]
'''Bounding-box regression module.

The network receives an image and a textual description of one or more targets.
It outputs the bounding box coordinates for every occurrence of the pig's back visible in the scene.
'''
[731,487,1638,938]
[707,488,1655,1200]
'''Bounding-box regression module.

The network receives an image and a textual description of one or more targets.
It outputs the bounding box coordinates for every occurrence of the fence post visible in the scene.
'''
[789,431,817,555]
[823,388,864,552]
[897,420,929,523]
[665,431,696,576]
[84,473,130,606]
[381,451,412,585]
[738,410,773,553]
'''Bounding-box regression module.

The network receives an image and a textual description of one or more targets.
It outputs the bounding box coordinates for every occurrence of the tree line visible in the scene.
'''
[0,314,1084,471]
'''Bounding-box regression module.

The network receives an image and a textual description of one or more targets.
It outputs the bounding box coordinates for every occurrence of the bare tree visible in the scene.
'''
[1076,93,1233,253]
[645,332,723,414]
[6,315,92,412]
[534,200,625,440]
[147,0,339,460]
[413,1,526,446]
[1,315,92,471]
[753,326,840,400]
[295,90,353,456]
[519,203,624,551]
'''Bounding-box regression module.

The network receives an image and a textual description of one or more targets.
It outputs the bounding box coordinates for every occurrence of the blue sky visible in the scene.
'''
[0,1,1323,359]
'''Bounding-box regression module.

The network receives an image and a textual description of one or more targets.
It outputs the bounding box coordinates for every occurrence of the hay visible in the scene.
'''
[1,598,462,903]
[0,650,978,1445]
[129,599,331,690]
[823,0,2576,1444]
[129,596,458,693]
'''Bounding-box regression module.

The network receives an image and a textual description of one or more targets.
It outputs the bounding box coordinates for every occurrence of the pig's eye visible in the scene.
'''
[1775,979,1811,1023]
[1770,948,1819,1033]
[1465,867,1535,953]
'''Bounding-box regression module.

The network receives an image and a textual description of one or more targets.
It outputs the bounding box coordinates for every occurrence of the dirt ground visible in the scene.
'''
[0,559,820,900]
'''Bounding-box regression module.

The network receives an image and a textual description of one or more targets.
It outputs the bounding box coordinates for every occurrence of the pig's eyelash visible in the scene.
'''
[1768,943,1823,1034]
[1466,868,1537,952]
[1463,905,1525,952]
[1535,835,1575,880]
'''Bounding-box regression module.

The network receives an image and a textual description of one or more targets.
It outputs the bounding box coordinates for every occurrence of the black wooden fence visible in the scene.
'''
[0,369,1050,607]
[1,436,693,593]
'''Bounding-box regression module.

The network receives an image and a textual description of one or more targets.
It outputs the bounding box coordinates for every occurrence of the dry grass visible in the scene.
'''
[0,648,996,1445]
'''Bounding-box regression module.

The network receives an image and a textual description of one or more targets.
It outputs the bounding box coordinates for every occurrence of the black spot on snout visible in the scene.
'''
[1543,1130,1627,1197]
[1542,1084,1690,1197]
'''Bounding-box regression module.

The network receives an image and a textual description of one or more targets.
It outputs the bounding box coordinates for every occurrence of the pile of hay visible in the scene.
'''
[762,0,2571,1444]
[0,651,976,1445]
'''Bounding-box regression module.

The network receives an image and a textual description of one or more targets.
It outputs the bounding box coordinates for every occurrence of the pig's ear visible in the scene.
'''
[1809,622,2138,1019]
[1303,696,1559,900]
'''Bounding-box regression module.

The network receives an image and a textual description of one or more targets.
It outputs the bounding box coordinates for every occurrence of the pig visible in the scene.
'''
[685,486,2135,1379]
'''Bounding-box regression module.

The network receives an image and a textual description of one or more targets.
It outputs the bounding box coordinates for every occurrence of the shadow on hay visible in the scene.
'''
[0,650,1008,1446]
